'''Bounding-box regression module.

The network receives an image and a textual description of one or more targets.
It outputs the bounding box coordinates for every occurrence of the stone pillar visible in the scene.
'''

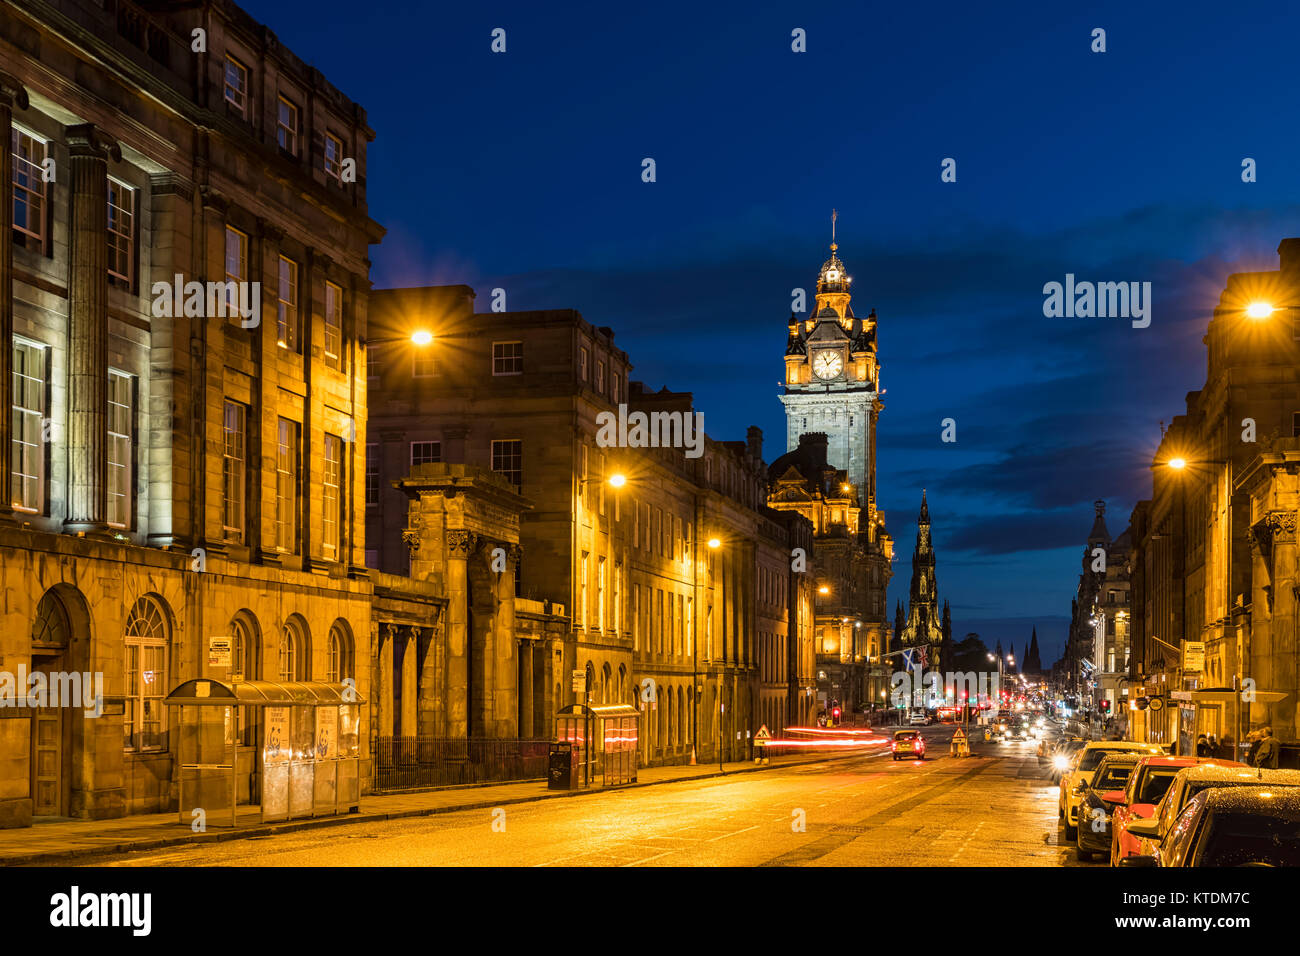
[401,626,419,739]
[0,76,29,521]
[445,530,473,739]
[64,125,120,533]
[377,624,395,738]
[487,543,520,736]
[520,640,535,737]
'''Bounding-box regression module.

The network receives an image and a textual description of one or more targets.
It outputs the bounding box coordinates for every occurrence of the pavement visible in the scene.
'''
[0,744,881,866]
[12,721,1098,867]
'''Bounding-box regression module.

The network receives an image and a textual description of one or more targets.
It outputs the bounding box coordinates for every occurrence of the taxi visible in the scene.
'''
[892,729,926,761]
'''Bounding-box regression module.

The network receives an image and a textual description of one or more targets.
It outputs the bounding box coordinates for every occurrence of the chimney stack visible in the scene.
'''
[1278,237,1300,276]
[746,426,763,461]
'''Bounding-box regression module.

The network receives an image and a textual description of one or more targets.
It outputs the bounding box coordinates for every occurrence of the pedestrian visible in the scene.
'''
[1195,734,1210,758]
[1207,733,1219,758]
[1254,726,1281,769]
[1246,730,1262,767]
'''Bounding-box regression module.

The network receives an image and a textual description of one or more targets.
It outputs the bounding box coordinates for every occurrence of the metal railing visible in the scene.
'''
[371,736,551,791]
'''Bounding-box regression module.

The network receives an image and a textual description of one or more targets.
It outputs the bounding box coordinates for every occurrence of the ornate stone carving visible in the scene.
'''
[447,529,476,557]
[401,529,420,556]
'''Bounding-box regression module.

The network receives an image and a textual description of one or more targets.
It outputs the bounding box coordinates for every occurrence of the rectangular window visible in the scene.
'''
[125,640,166,753]
[613,563,622,635]
[322,433,342,560]
[277,96,299,155]
[225,226,247,318]
[11,340,46,513]
[633,584,640,652]
[275,418,300,552]
[324,131,345,181]
[324,281,343,368]
[1293,411,1300,439]
[413,347,436,378]
[657,590,664,656]
[676,593,684,656]
[277,256,299,351]
[106,179,134,286]
[410,441,441,466]
[224,55,248,115]
[491,439,522,487]
[580,552,589,630]
[492,341,523,376]
[367,344,382,381]
[12,129,47,252]
[597,556,606,630]
[579,347,589,381]
[107,370,133,529]
[596,360,605,392]
[686,597,693,657]
[365,443,379,506]
[222,401,247,541]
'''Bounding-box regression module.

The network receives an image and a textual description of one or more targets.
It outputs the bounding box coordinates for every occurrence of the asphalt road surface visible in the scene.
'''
[72,723,1098,867]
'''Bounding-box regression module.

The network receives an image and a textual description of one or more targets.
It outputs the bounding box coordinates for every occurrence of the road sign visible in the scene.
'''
[571,670,585,694]
[952,727,966,740]
[1183,642,1205,673]
[754,724,772,741]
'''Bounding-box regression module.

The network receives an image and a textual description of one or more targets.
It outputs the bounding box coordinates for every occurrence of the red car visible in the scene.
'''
[1108,757,1242,864]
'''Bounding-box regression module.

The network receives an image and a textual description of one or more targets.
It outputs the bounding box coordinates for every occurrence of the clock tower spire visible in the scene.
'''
[779,216,882,502]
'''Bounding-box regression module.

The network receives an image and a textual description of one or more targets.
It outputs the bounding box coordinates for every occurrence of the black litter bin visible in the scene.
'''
[548,742,575,790]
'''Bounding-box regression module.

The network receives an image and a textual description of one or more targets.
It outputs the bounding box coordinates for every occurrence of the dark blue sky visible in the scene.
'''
[245,0,1300,664]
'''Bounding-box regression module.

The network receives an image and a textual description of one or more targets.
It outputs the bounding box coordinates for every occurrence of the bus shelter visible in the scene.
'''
[554,703,639,789]
[164,678,366,828]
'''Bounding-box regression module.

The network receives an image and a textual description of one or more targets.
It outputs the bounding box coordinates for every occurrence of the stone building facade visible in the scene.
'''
[896,491,947,686]
[0,0,388,826]
[365,288,817,764]
[768,432,892,715]
[1129,238,1300,756]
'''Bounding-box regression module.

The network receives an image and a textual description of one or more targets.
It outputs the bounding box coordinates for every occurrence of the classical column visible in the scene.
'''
[489,542,521,737]
[445,530,473,740]
[0,76,29,520]
[401,625,419,739]
[377,624,395,738]
[64,124,120,533]
[519,640,535,738]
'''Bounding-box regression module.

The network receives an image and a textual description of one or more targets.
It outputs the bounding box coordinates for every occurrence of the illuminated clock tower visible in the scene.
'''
[778,219,881,501]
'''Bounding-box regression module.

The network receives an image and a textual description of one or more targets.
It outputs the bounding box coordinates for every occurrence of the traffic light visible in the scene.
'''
[831,705,842,725]
[1101,699,1111,713]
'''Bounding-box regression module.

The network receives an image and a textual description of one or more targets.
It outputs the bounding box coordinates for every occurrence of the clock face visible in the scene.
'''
[813,350,843,380]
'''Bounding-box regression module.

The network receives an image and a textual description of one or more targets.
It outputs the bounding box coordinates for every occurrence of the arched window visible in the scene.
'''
[124,596,170,753]
[230,614,259,681]
[327,621,353,683]
[32,591,71,650]
[279,618,309,681]
[601,663,612,706]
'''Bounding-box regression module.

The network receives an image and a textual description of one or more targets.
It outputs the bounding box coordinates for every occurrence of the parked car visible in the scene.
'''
[892,730,926,761]
[908,712,932,726]
[1109,757,1241,864]
[1059,741,1164,839]
[1120,788,1300,867]
[1074,753,1142,861]
[1122,765,1300,860]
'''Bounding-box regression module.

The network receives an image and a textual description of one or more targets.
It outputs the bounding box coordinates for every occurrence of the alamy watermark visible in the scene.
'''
[1042,274,1151,328]
[595,403,704,459]
[0,667,104,717]
[150,274,260,328]
[890,669,1001,708]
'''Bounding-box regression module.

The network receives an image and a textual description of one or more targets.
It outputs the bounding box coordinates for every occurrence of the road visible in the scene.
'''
[75,722,1096,867]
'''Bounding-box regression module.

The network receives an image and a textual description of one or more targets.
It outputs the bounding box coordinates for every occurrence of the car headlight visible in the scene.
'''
[1053,755,1071,770]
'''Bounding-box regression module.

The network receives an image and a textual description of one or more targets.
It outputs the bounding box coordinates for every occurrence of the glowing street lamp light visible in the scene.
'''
[1245,302,1275,320]
[818,585,830,595]
[607,473,627,488]
[707,537,721,550]
[1167,457,1187,470]
[410,329,434,346]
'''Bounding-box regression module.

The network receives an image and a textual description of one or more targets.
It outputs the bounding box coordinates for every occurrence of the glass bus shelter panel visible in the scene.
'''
[289,707,315,818]
[262,705,291,822]
[338,704,360,808]
[177,704,238,828]
[312,706,338,816]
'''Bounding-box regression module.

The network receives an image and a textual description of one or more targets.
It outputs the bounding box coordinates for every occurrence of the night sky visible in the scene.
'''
[244,0,1300,665]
